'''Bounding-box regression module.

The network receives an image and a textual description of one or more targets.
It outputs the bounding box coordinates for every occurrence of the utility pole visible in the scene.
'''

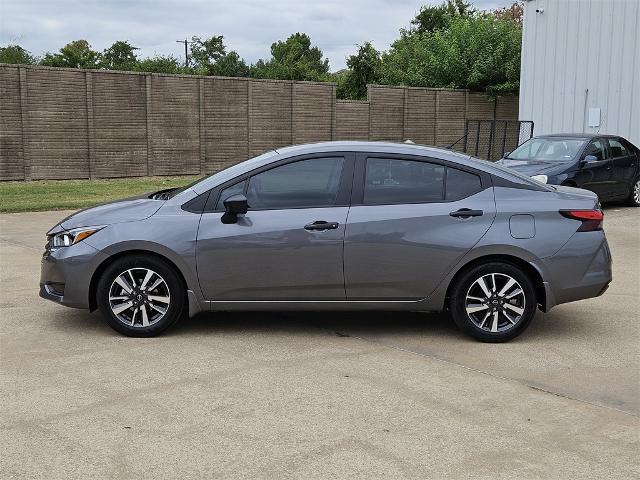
[176,39,191,68]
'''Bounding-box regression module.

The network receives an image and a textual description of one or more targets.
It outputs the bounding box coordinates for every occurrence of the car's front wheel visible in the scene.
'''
[449,262,537,342]
[625,177,640,207]
[97,255,185,337]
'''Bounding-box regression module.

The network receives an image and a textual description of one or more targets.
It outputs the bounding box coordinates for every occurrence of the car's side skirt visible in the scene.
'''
[205,300,434,312]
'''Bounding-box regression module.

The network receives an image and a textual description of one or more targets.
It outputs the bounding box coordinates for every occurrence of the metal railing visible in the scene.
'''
[462,120,534,161]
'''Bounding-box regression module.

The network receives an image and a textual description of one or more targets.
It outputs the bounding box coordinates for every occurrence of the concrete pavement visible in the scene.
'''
[0,207,638,479]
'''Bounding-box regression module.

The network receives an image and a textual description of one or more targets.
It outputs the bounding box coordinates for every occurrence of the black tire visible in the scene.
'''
[449,262,537,342]
[624,177,640,207]
[97,254,185,337]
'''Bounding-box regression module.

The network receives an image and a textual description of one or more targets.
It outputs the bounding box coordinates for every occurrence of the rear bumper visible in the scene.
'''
[541,230,612,309]
[40,242,108,309]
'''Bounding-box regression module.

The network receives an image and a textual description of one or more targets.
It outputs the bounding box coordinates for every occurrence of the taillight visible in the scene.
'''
[560,209,604,231]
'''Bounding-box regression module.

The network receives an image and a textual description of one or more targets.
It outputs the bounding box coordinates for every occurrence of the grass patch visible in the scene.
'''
[0,176,200,213]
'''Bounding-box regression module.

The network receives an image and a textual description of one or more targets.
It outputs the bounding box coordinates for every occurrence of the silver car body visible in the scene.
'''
[40,142,612,316]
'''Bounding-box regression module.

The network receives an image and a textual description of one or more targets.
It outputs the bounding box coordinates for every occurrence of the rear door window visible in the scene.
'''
[607,138,631,158]
[363,158,445,204]
[445,168,483,201]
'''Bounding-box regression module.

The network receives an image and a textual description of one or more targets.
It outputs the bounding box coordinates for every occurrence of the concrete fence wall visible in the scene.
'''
[0,64,519,181]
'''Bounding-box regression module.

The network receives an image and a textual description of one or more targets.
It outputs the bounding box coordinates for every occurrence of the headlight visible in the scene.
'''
[531,174,548,184]
[49,226,104,247]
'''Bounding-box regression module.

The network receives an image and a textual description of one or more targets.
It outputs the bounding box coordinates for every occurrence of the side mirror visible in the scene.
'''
[581,155,598,167]
[221,194,248,224]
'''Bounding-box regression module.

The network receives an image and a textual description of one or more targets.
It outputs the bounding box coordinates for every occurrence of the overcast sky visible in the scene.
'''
[1,0,513,70]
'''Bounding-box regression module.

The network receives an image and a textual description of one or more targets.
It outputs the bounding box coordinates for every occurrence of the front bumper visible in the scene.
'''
[40,241,109,309]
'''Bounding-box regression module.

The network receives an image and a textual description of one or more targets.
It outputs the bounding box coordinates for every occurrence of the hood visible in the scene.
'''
[50,195,163,233]
[496,159,570,176]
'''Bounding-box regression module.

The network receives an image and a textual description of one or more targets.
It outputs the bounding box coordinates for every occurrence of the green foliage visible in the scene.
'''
[378,12,521,97]
[0,44,37,64]
[251,33,329,81]
[411,0,474,34]
[99,40,139,71]
[209,51,250,77]
[189,35,249,77]
[40,40,99,69]
[2,2,522,98]
[336,42,382,100]
[189,35,225,71]
[134,55,183,74]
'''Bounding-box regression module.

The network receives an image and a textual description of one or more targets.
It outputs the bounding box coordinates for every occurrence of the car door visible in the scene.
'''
[573,138,613,198]
[606,137,638,198]
[196,154,354,300]
[344,154,496,300]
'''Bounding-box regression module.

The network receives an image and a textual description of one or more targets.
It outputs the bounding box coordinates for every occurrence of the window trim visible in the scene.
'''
[351,152,490,207]
[203,152,356,213]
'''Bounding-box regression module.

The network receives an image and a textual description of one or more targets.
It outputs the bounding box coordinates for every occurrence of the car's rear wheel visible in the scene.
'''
[97,255,185,337]
[450,262,537,342]
[625,177,640,207]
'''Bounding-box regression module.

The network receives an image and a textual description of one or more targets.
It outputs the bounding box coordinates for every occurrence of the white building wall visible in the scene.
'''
[519,0,640,146]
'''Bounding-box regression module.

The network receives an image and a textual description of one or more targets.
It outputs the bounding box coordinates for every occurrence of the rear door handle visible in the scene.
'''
[304,220,339,231]
[450,208,484,218]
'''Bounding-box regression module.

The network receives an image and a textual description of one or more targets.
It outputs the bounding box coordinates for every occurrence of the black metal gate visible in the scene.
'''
[463,120,534,161]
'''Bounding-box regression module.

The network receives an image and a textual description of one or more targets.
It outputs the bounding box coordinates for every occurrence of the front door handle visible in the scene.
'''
[304,221,339,231]
[450,208,484,218]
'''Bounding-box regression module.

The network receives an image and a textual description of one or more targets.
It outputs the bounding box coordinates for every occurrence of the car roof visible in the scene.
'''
[275,140,471,160]
[536,133,621,139]
[188,140,549,195]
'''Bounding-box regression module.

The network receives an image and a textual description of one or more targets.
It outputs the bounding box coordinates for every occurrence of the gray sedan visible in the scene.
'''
[40,142,612,342]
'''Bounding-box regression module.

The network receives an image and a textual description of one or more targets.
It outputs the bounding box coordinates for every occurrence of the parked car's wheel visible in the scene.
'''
[97,255,185,337]
[625,177,640,207]
[449,262,537,342]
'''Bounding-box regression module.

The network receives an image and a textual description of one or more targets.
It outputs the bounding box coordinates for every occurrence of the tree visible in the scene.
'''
[209,51,250,77]
[134,55,183,74]
[189,35,249,77]
[0,44,37,64]
[251,33,329,81]
[40,40,99,68]
[336,42,382,100]
[378,13,521,97]
[100,40,139,71]
[411,0,474,34]
[492,2,524,26]
[189,35,225,72]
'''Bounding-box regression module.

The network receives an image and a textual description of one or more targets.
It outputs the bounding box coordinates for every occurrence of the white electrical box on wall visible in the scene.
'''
[588,108,601,128]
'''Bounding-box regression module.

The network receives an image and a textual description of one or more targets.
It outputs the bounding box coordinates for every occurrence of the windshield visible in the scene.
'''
[507,138,586,162]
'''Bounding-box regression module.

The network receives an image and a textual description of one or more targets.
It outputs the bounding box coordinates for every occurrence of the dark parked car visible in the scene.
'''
[41,142,612,342]
[497,134,639,206]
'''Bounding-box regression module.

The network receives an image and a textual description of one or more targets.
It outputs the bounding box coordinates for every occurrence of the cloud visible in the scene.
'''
[0,0,515,70]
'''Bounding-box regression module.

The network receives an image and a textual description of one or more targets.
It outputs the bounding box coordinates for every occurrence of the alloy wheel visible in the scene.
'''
[634,179,640,205]
[108,268,170,327]
[465,273,526,333]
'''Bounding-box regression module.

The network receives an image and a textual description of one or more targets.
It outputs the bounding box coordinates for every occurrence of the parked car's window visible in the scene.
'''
[607,138,630,158]
[245,157,344,209]
[446,168,483,201]
[583,139,607,160]
[216,180,246,210]
[508,138,585,161]
[364,158,444,204]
